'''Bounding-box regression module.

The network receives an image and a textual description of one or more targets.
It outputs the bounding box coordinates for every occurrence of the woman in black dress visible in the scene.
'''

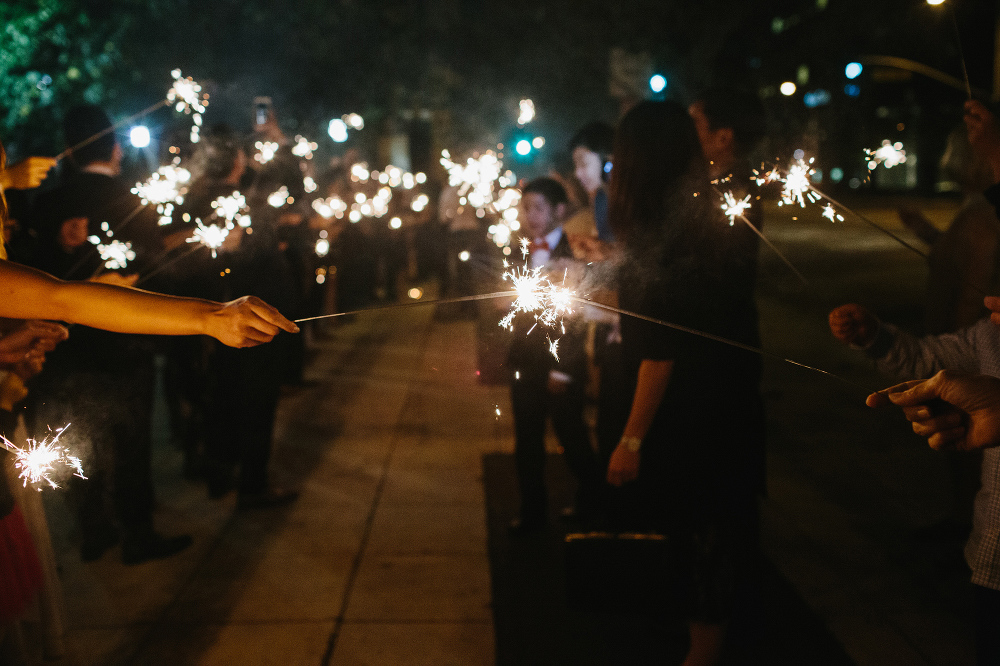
[605,101,765,665]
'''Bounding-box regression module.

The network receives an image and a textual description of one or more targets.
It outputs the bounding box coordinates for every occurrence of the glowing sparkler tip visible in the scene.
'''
[721,191,752,223]
[2,425,85,490]
[187,219,230,258]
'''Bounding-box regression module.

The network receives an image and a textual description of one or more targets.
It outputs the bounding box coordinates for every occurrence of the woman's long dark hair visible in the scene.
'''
[607,100,719,278]
[608,101,706,240]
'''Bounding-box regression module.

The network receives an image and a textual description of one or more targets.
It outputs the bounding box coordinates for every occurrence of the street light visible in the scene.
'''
[649,74,667,94]
[129,125,151,148]
[780,81,797,96]
[515,139,532,156]
[845,62,863,79]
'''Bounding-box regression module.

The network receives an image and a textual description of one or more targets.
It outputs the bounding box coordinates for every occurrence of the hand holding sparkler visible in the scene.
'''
[0,320,69,365]
[0,157,57,190]
[868,370,1000,451]
[828,303,880,349]
[964,100,1000,184]
[206,296,299,348]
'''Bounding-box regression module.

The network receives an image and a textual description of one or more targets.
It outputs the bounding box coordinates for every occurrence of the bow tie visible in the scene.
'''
[528,239,550,253]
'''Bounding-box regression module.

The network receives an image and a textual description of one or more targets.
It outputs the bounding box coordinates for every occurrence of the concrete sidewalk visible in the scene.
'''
[49,305,507,665]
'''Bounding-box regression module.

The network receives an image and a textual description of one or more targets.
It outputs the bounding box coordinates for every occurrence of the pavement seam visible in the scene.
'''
[321,309,435,666]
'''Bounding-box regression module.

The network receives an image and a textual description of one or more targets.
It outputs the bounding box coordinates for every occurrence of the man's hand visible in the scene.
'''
[867,370,1000,451]
[206,296,299,348]
[606,440,640,487]
[964,100,1000,183]
[829,303,878,348]
[0,320,68,365]
[0,157,57,190]
[984,296,1000,328]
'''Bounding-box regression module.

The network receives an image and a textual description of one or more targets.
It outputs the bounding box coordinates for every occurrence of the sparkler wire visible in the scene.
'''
[55,99,170,161]
[809,186,929,261]
[134,243,205,287]
[736,214,809,285]
[294,290,872,392]
[568,296,873,393]
[946,3,973,99]
[293,291,518,323]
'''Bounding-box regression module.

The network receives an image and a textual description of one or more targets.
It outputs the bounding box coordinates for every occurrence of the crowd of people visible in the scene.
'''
[4,81,1000,665]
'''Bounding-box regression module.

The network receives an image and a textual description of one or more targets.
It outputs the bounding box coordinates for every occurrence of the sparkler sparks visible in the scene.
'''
[167,69,209,143]
[721,191,752,225]
[292,135,318,159]
[90,238,136,270]
[779,158,821,207]
[186,219,229,258]
[255,141,280,164]
[2,425,85,490]
[865,140,907,170]
[547,338,560,362]
[821,203,844,222]
[132,162,191,226]
[211,192,251,228]
[499,260,576,345]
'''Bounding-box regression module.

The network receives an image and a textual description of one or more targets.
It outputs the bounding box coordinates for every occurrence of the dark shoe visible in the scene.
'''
[507,516,546,537]
[121,532,193,565]
[80,525,120,562]
[237,487,299,510]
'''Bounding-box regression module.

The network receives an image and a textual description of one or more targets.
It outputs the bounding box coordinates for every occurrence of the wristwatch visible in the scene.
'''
[620,436,642,452]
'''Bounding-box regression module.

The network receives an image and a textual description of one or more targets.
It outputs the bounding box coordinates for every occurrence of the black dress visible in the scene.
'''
[616,214,765,621]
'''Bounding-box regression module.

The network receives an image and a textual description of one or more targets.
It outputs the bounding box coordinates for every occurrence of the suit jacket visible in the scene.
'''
[28,171,165,374]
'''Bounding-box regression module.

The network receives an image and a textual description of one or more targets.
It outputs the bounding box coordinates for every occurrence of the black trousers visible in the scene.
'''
[205,342,283,495]
[510,371,602,522]
[30,366,156,536]
[976,584,1000,665]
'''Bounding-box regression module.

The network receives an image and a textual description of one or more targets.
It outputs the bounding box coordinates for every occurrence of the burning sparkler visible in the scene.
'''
[2,425,85,490]
[822,203,845,222]
[779,158,821,207]
[255,141,280,164]
[498,259,576,349]
[721,191,752,226]
[292,135,318,159]
[865,140,907,170]
[90,238,136,270]
[186,219,230,258]
[132,162,191,226]
[167,69,209,143]
[211,192,251,228]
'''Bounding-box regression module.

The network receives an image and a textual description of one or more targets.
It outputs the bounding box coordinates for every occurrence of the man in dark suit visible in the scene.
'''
[27,104,192,565]
[507,178,604,534]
